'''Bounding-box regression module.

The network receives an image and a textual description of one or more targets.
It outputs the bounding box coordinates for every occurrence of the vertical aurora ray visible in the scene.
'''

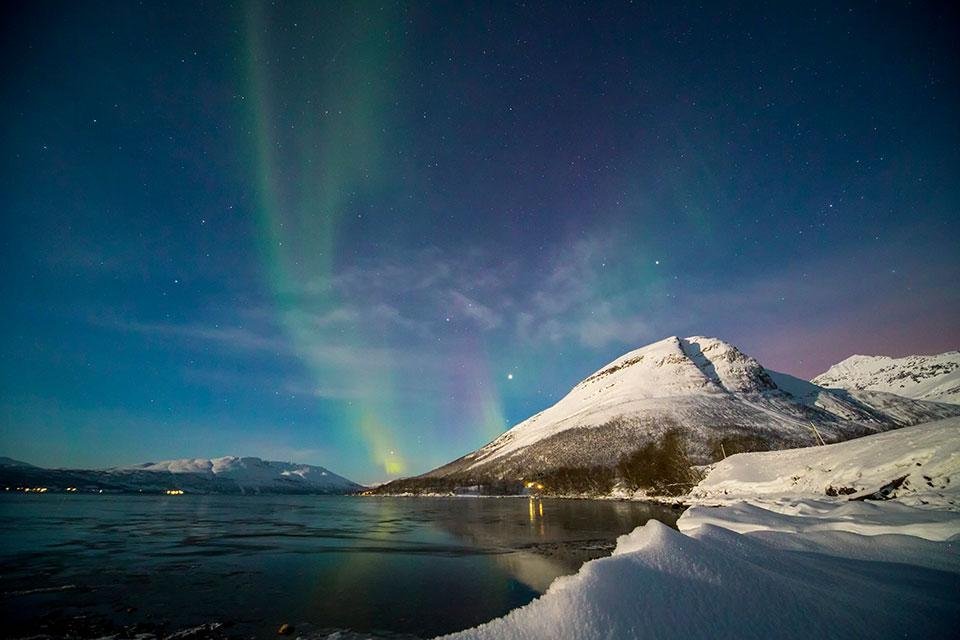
[240,1,410,476]
[449,336,508,444]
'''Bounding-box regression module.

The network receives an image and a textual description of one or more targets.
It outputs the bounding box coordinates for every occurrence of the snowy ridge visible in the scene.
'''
[406,336,960,485]
[689,417,960,508]
[813,350,960,405]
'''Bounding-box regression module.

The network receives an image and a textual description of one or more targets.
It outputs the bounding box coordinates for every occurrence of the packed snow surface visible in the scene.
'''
[689,417,960,508]
[440,421,960,640]
[813,351,960,405]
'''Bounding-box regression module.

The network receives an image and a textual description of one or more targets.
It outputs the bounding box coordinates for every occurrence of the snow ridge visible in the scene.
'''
[689,417,960,509]
[813,351,960,405]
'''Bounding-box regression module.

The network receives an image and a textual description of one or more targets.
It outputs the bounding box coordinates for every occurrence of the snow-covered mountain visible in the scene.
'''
[118,456,362,493]
[380,336,960,494]
[0,456,363,494]
[812,351,960,405]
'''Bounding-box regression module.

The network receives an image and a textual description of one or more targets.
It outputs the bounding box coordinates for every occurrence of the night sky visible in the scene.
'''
[2,1,958,483]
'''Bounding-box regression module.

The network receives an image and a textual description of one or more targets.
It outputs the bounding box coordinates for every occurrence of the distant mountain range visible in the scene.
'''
[813,351,960,405]
[0,455,363,494]
[376,336,960,496]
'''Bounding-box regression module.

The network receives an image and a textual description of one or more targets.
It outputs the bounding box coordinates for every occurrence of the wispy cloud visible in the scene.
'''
[100,230,959,392]
[112,319,289,353]
[510,236,659,349]
[575,303,652,349]
[447,290,503,330]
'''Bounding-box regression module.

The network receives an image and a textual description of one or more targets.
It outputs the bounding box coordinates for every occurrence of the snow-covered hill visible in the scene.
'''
[0,456,363,494]
[118,456,362,493]
[383,336,960,493]
[812,351,960,405]
[689,417,960,509]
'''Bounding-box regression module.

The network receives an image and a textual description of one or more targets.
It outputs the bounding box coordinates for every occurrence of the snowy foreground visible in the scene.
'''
[439,420,960,640]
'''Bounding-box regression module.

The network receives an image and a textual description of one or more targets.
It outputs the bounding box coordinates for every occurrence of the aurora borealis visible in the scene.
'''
[2,2,958,483]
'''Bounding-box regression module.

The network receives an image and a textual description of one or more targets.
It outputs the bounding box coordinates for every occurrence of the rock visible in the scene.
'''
[851,475,910,501]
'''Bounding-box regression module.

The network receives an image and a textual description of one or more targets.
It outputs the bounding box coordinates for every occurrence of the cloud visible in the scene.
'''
[509,236,659,349]
[575,303,652,349]
[447,290,502,330]
[283,303,428,337]
[109,319,290,353]
[97,235,667,397]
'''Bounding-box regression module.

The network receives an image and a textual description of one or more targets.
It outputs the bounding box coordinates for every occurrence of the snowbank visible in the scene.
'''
[689,417,960,508]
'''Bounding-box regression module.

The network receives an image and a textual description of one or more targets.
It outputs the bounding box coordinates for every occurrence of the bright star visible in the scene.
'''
[507,373,514,380]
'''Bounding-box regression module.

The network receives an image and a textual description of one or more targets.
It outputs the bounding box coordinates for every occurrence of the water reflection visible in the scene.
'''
[433,497,680,596]
[0,495,681,639]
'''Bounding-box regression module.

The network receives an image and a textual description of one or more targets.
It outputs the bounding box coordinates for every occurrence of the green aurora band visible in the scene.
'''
[242,2,415,476]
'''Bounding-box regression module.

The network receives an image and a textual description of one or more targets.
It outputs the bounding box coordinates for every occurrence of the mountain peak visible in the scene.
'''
[577,335,775,397]
[678,336,776,394]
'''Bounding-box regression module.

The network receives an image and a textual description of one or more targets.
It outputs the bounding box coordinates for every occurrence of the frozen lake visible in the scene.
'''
[0,494,681,639]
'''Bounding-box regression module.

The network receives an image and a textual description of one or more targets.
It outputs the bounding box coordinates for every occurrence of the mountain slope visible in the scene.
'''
[380,336,960,494]
[0,456,35,468]
[812,351,960,405]
[689,416,960,508]
[0,456,363,494]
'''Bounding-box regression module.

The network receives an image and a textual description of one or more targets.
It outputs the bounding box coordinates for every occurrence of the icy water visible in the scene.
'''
[0,494,681,639]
